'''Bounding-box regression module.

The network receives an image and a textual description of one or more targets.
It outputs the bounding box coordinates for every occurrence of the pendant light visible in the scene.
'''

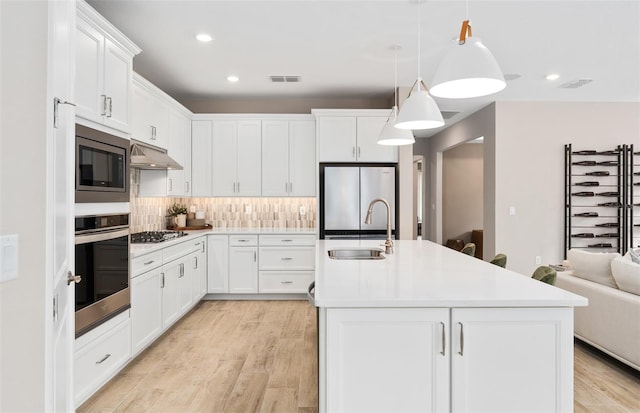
[395,1,444,131]
[430,2,506,99]
[378,45,415,146]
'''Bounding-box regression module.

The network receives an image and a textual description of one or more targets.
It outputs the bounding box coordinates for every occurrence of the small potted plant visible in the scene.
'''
[167,203,188,228]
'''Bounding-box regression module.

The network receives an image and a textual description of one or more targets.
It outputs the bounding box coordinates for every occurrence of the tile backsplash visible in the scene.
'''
[130,196,316,233]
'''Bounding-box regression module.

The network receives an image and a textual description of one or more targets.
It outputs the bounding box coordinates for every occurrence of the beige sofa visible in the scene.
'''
[555,250,640,370]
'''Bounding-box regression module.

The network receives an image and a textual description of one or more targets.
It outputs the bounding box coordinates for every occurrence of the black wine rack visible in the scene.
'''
[564,144,636,257]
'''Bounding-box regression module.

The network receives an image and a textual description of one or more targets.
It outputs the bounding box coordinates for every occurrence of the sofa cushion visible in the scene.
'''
[627,248,640,264]
[611,255,640,295]
[567,249,620,288]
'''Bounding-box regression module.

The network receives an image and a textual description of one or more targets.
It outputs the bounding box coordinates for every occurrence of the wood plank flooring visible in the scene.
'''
[79,300,639,413]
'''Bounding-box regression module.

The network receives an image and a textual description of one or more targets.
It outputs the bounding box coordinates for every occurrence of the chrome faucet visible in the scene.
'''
[364,198,393,254]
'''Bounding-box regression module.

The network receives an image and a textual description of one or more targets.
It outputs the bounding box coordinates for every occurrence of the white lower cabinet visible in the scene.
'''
[258,234,315,293]
[161,257,181,327]
[325,308,449,413]
[321,307,574,413]
[229,235,259,293]
[74,311,131,407]
[130,265,162,355]
[207,235,229,293]
[192,239,207,300]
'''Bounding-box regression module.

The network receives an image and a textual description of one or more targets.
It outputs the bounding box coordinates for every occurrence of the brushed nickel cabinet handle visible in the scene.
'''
[281,257,293,261]
[96,354,111,364]
[458,322,464,356]
[281,281,293,284]
[101,95,107,116]
[106,97,113,117]
[440,322,446,356]
[161,272,165,288]
[143,260,154,266]
[254,251,257,262]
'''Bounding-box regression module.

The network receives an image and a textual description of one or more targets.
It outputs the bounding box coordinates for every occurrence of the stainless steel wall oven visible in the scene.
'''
[75,124,130,203]
[75,214,130,337]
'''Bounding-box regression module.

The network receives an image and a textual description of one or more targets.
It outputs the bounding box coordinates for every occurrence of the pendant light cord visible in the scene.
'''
[417,1,422,91]
[394,46,398,109]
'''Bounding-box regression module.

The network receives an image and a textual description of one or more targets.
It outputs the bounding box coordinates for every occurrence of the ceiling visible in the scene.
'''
[87,0,640,136]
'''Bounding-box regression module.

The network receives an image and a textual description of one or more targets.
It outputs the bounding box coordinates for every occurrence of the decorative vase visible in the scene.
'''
[176,214,187,228]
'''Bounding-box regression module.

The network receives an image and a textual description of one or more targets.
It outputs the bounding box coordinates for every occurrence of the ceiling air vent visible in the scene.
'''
[269,75,301,83]
[560,79,593,89]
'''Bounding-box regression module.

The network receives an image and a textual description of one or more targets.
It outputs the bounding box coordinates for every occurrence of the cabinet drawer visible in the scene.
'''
[259,247,315,270]
[131,251,162,277]
[74,316,131,407]
[259,271,315,293]
[163,240,198,263]
[259,234,316,246]
[230,234,258,246]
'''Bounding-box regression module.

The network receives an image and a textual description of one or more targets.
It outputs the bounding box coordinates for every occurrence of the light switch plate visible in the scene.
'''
[1,234,19,282]
[299,206,306,215]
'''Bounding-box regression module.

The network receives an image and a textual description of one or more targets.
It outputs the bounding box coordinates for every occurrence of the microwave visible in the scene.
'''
[75,124,130,203]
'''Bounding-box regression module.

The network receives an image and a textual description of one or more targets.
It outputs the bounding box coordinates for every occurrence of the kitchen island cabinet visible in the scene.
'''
[314,240,586,413]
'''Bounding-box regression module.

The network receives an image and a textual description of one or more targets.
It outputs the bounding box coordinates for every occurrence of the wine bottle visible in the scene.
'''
[571,233,594,238]
[573,212,598,217]
[572,191,595,197]
[588,243,613,248]
[597,192,618,197]
[586,171,610,176]
[572,150,596,155]
[596,161,618,166]
[572,161,597,166]
[595,222,618,227]
[597,202,622,207]
[595,233,618,238]
[574,181,599,187]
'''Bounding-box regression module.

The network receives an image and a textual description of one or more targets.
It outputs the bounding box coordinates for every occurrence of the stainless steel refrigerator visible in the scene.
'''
[320,164,398,239]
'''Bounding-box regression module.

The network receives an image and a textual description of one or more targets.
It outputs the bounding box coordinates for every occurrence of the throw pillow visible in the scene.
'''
[628,249,640,264]
[611,255,640,295]
[567,249,620,288]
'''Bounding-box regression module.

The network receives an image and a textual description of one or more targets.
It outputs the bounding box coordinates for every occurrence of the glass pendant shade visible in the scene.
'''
[395,88,445,130]
[378,107,415,145]
[430,31,506,99]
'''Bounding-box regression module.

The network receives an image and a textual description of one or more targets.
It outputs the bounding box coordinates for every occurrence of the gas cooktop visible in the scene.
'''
[130,230,188,244]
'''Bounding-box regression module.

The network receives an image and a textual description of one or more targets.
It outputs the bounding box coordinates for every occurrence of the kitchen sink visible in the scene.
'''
[327,248,385,260]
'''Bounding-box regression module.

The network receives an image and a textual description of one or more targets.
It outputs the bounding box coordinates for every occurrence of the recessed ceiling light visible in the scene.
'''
[545,73,560,81]
[227,75,239,83]
[196,33,213,42]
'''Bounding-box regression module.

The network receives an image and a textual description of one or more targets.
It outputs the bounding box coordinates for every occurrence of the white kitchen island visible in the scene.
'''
[313,240,588,413]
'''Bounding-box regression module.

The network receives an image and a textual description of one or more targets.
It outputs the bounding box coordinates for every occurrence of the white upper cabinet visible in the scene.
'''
[75,1,140,134]
[314,109,397,163]
[262,118,316,197]
[191,120,213,197]
[166,107,192,197]
[132,74,169,148]
[211,120,261,197]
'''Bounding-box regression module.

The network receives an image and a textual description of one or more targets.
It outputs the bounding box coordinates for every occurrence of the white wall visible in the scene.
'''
[442,143,484,244]
[494,101,640,275]
[0,1,49,411]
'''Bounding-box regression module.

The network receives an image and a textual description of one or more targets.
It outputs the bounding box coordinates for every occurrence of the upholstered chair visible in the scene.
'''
[461,243,476,257]
[490,253,507,268]
[532,266,557,285]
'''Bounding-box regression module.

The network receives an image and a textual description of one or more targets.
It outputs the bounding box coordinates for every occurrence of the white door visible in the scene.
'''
[177,258,192,315]
[326,308,450,413]
[131,268,163,356]
[451,308,574,413]
[288,120,316,197]
[48,1,76,411]
[161,261,180,328]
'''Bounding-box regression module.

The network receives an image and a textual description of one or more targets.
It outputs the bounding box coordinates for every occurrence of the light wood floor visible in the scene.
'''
[79,300,639,413]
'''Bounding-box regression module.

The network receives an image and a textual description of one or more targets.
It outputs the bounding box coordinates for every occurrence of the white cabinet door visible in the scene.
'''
[191,239,207,301]
[288,120,316,196]
[261,120,290,196]
[211,121,237,196]
[75,18,104,125]
[131,83,154,143]
[236,120,262,196]
[130,267,162,356]
[177,258,192,316]
[326,308,450,413]
[191,120,213,196]
[103,38,132,133]
[229,247,258,293]
[207,235,229,293]
[317,116,357,162]
[160,260,180,328]
[451,308,573,413]
[356,116,397,162]
[167,108,191,196]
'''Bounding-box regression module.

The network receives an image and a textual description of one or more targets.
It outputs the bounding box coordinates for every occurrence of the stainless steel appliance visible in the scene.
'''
[75,213,130,337]
[75,124,130,203]
[319,163,398,239]
[130,230,188,244]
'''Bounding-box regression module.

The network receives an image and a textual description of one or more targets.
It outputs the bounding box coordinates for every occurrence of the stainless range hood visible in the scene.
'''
[130,139,183,170]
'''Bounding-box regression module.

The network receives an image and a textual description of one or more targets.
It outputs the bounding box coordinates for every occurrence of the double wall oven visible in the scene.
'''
[74,124,131,337]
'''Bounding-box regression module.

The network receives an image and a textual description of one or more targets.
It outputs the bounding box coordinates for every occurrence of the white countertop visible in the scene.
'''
[130,227,317,258]
[314,240,588,308]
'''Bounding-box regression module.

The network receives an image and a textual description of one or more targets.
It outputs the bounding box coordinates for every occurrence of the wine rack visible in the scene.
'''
[564,144,636,257]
